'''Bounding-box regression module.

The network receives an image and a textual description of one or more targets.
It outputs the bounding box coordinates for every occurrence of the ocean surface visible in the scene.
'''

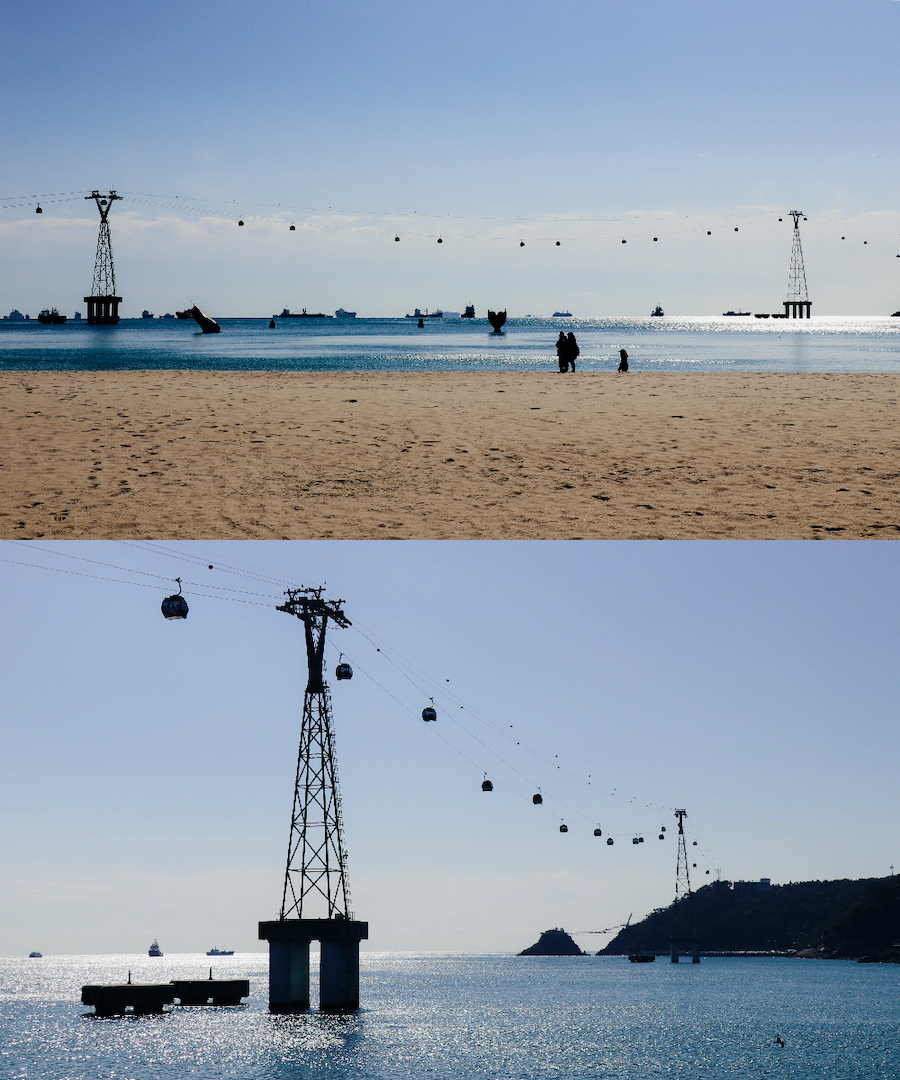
[1,316,899,372]
[2,953,899,1079]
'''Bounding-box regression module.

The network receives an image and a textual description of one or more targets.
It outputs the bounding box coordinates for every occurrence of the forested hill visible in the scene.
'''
[601,876,900,959]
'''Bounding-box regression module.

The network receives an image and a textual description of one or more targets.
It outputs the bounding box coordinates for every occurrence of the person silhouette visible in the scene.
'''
[566,332,579,372]
[556,332,567,372]
[618,348,628,372]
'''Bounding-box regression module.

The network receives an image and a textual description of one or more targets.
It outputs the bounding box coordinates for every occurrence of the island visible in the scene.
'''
[519,928,585,956]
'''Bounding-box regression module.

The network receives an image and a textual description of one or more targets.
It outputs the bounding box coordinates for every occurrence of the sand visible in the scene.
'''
[0,371,897,539]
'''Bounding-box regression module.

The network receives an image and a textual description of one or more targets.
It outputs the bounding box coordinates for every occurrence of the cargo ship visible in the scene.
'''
[278,308,333,319]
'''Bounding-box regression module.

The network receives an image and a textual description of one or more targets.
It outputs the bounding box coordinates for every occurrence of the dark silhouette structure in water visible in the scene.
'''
[783,211,812,319]
[84,191,122,325]
[488,309,507,333]
[191,306,221,333]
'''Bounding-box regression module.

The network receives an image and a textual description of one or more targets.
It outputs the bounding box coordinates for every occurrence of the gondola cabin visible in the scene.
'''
[593,828,602,837]
[559,824,568,833]
[161,581,188,620]
[422,705,437,722]
[335,662,353,681]
[532,794,543,805]
[607,837,614,845]
[481,779,493,792]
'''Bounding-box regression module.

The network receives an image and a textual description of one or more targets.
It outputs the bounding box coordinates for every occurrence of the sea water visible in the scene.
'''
[1,317,899,372]
[2,953,898,1079]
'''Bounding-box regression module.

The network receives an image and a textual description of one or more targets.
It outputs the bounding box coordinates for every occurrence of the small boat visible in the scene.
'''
[553,311,573,317]
[206,947,235,956]
[722,310,751,316]
[141,310,155,319]
[650,306,664,317]
[37,308,67,324]
[628,954,656,963]
[461,305,476,318]
[29,951,42,958]
[404,308,443,319]
[334,308,356,318]
[278,308,332,319]
[149,939,163,957]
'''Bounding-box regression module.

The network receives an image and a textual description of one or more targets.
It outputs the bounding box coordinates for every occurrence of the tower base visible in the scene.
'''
[259,918,368,1012]
[84,295,122,324]
[783,300,811,319]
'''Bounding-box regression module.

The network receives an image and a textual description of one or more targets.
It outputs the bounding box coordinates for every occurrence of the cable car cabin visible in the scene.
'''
[632,837,639,845]
[559,824,568,833]
[532,794,543,805]
[593,828,602,837]
[481,779,493,792]
[335,662,353,681]
[161,594,189,620]
[606,837,614,845]
[658,834,665,840]
[422,706,437,722]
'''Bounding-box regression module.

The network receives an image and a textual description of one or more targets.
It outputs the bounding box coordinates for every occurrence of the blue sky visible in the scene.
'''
[0,541,897,955]
[2,1,900,315]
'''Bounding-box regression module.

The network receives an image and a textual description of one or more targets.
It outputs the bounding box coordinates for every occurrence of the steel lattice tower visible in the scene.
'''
[784,210,811,319]
[84,190,122,324]
[277,587,352,921]
[259,586,367,1013]
[671,809,699,962]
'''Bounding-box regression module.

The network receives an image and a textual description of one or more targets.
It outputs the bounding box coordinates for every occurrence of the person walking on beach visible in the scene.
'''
[566,332,579,372]
[618,348,628,372]
[556,332,567,372]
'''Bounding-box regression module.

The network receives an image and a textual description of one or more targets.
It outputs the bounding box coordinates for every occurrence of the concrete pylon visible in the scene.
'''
[260,918,368,1013]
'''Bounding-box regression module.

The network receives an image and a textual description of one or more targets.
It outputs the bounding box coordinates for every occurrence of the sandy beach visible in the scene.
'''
[0,371,897,539]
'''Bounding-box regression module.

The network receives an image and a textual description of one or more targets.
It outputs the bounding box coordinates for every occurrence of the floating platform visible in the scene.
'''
[81,982,174,1016]
[171,978,250,1006]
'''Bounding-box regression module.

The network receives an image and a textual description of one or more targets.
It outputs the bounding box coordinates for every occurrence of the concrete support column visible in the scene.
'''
[670,942,679,963]
[320,938,360,1011]
[267,938,310,1013]
[692,941,700,963]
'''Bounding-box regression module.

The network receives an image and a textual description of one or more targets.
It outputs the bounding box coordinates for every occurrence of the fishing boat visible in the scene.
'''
[149,939,163,957]
[278,308,332,319]
[461,305,476,318]
[28,951,42,958]
[651,305,664,317]
[722,310,751,316]
[206,947,235,956]
[37,308,66,324]
[334,308,356,318]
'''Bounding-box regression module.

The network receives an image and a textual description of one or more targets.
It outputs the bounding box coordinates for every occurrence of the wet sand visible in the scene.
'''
[0,371,897,538]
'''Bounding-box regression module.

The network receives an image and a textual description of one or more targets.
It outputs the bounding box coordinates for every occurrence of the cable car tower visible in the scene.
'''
[258,587,368,1012]
[84,190,122,324]
[670,809,699,962]
[783,210,811,319]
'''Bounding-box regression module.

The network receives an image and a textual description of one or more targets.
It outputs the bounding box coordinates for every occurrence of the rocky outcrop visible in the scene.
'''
[519,928,585,956]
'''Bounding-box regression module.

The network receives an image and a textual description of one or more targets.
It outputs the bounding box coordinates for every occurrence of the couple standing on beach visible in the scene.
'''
[556,332,579,372]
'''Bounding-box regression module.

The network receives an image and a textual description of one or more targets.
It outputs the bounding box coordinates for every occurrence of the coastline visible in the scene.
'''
[1,370,897,539]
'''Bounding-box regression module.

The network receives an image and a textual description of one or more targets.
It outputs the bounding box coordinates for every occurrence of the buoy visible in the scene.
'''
[161,578,189,620]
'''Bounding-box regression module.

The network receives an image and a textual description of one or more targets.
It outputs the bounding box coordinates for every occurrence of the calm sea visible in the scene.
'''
[2,953,898,1079]
[1,316,899,372]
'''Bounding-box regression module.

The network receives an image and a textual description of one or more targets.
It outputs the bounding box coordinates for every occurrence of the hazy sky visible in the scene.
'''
[2,0,900,316]
[1,540,897,956]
